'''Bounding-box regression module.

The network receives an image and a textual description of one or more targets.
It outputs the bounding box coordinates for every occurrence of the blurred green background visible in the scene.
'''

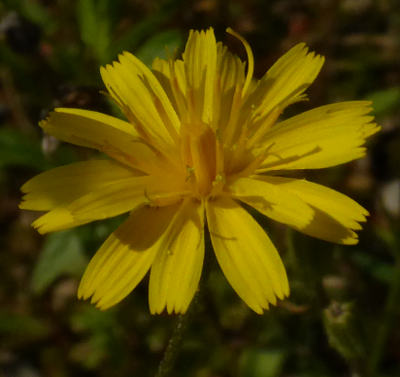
[1,0,400,376]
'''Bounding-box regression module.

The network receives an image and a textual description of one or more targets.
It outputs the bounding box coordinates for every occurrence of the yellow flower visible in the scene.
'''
[20,28,379,314]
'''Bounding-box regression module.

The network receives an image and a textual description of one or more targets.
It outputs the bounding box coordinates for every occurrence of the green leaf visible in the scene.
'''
[110,12,174,59]
[239,348,286,377]
[0,311,50,339]
[70,305,116,333]
[0,128,49,170]
[0,128,78,171]
[351,250,394,284]
[31,230,88,294]
[70,306,122,369]
[76,0,112,63]
[19,0,57,34]
[367,87,400,117]
[136,30,183,66]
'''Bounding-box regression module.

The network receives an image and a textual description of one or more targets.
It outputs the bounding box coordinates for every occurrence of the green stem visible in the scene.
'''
[153,276,207,377]
[368,257,400,376]
[154,311,191,377]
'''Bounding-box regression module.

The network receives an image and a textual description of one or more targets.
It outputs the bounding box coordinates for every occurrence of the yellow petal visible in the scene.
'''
[20,159,138,211]
[216,43,245,95]
[120,52,180,131]
[258,101,380,171]
[101,52,180,148]
[31,175,162,234]
[246,43,324,122]
[228,176,314,229]
[31,207,79,233]
[152,58,189,123]
[214,42,246,136]
[152,57,180,114]
[40,108,159,173]
[149,199,205,314]
[263,176,369,244]
[61,176,150,220]
[101,52,180,142]
[206,197,289,314]
[182,28,217,123]
[78,204,179,310]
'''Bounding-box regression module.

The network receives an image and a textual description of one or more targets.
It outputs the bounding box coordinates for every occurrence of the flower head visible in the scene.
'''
[20,28,380,314]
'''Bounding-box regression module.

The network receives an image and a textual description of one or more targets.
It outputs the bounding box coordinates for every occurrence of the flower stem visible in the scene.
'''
[154,311,191,377]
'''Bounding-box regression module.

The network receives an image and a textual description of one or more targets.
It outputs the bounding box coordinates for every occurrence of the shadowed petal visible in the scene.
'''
[206,197,289,314]
[100,52,180,148]
[228,176,314,229]
[245,43,324,124]
[149,199,205,314]
[260,176,369,244]
[40,108,160,173]
[258,102,380,171]
[78,204,179,310]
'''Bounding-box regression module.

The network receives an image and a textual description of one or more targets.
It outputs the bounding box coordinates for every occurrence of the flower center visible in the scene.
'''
[180,122,222,198]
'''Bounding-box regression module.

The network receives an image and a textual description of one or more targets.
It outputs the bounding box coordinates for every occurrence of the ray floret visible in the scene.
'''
[20,27,380,314]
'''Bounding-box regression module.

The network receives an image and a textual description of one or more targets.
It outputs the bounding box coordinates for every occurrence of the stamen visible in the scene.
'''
[144,189,154,205]
[226,27,254,97]
[186,166,195,181]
